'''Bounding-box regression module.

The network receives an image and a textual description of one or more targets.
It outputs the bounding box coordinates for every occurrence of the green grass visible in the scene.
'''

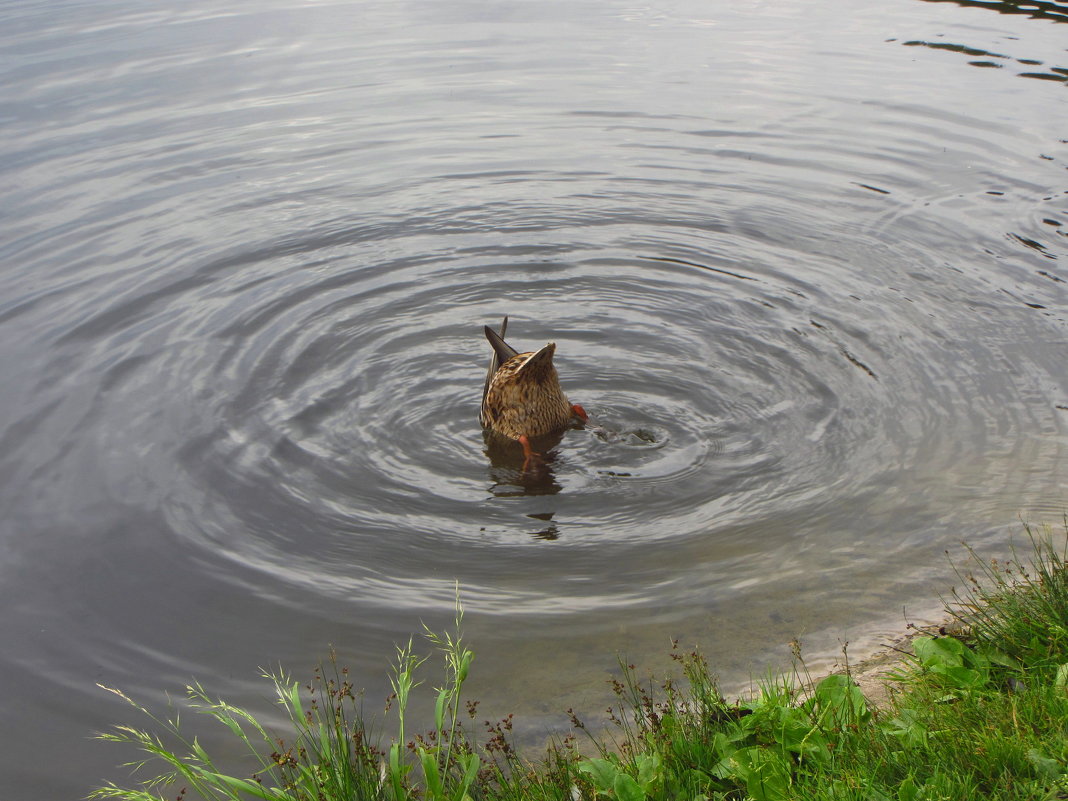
[93,525,1068,801]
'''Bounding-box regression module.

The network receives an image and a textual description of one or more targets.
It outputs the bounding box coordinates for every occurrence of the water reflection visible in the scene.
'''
[527,512,560,541]
[901,38,1068,82]
[484,430,565,541]
[917,0,1068,24]
[484,429,565,499]
[910,0,1068,81]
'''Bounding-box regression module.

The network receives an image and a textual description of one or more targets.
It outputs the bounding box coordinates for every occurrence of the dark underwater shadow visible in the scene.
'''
[483,429,564,499]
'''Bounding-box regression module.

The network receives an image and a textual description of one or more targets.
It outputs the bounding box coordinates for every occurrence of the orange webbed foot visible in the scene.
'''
[519,434,542,472]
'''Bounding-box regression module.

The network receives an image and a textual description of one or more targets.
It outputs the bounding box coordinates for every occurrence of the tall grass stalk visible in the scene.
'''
[944,522,1068,676]
[93,601,480,801]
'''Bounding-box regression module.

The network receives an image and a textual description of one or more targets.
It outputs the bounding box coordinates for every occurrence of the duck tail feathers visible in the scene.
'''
[481,316,512,407]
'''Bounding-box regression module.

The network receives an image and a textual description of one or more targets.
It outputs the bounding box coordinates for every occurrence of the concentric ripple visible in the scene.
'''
[130,173,1061,615]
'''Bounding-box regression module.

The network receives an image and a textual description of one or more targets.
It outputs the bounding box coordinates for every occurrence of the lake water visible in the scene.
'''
[1,0,1066,796]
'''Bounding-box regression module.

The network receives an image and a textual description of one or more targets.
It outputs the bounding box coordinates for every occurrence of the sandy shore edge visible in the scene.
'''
[841,612,966,709]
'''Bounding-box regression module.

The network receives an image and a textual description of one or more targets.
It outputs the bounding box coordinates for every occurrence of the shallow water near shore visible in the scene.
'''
[1,0,1067,795]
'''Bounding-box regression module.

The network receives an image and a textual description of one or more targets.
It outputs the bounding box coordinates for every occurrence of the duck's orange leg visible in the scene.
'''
[571,403,588,422]
[519,434,536,471]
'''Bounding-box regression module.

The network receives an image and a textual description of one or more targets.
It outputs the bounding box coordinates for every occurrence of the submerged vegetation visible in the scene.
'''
[93,526,1068,801]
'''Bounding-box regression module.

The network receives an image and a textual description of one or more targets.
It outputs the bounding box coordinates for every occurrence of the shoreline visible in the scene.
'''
[93,530,1068,800]
[840,615,953,709]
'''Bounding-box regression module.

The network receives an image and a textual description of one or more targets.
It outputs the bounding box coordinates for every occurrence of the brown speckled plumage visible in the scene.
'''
[480,318,583,441]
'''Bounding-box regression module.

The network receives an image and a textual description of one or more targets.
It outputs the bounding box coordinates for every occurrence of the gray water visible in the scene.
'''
[2,0,1067,796]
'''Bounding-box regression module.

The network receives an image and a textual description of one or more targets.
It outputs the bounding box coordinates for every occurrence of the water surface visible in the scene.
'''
[1,0,1067,796]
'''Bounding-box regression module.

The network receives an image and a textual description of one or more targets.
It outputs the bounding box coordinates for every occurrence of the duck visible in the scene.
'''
[480,317,587,464]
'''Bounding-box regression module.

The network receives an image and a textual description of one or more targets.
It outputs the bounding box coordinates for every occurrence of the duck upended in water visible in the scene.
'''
[480,317,587,463]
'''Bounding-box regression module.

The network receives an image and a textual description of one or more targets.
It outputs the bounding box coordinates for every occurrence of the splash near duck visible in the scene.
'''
[480,317,587,464]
